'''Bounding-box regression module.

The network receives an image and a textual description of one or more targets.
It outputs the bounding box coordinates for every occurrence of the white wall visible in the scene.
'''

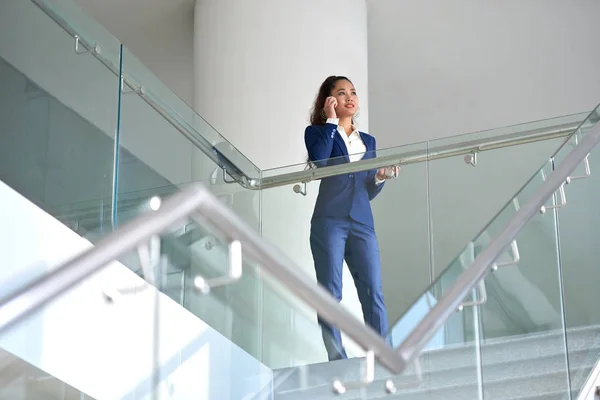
[367,0,600,332]
[193,0,369,170]
[0,180,272,400]
[367,0,600,147]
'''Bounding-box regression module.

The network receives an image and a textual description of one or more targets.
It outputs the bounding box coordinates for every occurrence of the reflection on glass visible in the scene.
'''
[378,245,481,399]
[0,0,120,244]
[0,348,95,399]
[426,113,583,281]
[155,215,372,398]
[5,1,600,396]
[551,104,600,398]
[476,165,569,398]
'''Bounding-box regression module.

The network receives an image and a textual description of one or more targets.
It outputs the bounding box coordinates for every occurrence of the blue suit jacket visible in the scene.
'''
[305,123,384,228]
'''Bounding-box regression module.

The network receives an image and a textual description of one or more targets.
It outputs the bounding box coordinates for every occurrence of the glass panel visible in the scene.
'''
[144,208,370,398]
[0,349,94,400]
[427,113,585,279]
[0,1,120,222]
[34,0,122,69]
[552,104,600,398]
[118,47,261,234]
[372,246,483,399]
[375,173,544,397]
[97,179,263,363]
[0,249,258,400]
[51,183,200,243]
[0,177,271,398]
[119,45,259,189]
[0,0,120,303]
[474,160,570,399]
[374,156,572,398]
[117,48,196,226]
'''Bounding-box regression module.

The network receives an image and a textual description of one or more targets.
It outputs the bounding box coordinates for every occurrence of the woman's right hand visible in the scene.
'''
[324,96,338,119]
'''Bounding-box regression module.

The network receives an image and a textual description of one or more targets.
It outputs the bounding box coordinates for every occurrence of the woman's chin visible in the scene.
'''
[337,111,356,119]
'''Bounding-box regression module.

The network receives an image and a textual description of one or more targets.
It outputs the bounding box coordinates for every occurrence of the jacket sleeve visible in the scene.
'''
[366,136,385,200]
[305,123,338,167]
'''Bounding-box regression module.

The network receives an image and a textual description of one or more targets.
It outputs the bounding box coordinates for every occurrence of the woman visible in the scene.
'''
[305,75,398,360]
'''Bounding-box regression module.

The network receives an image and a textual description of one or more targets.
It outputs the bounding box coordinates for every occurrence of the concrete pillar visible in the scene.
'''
[193,0,369,170]
[193,0,369,368]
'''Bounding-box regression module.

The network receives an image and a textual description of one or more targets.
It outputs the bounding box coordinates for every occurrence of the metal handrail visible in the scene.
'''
[0,183,406,374]
[395,121,600,369]
[15,0,600,382]
[252,121,581,190]
[49,119,583,222]
[29,0,584,192]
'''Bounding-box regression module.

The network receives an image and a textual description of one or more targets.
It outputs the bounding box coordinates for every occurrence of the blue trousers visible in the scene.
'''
[310,216,389,360]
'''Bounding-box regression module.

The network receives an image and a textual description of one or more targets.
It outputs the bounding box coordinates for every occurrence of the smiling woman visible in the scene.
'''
[304,75,399,361]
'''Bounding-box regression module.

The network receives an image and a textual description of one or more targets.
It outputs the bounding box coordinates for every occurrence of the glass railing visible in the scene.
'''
[361,104,600,399]
[45,185,355,368]
[0,1,120,219]
[0,0,263,374]
[257,112,586,356]
[0,0,260,232]
[4,0,600,397]
[254,105,600,398]
[0,348,94,399]
[36,112,584,373]
[3,104,599,399]
[0,183,383,400]
[0,0,590,371]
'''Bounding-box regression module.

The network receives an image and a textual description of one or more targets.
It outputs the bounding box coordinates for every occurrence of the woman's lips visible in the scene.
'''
[345,104,355,108]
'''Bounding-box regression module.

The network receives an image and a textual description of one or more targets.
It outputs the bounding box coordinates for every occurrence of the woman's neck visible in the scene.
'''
[339,117,353,136]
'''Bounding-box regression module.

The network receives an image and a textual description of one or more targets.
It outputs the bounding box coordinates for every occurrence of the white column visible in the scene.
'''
[193,0,369,170]
[193,0,369,367]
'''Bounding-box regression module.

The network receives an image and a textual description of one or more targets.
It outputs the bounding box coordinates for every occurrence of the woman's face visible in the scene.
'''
[330,79,359,119]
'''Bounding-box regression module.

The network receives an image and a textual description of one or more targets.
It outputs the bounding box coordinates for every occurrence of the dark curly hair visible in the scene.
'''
[309,75,353,125]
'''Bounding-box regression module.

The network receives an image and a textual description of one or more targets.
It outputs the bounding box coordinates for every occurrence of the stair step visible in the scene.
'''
[273,326,600,399]
[275,368,593,400]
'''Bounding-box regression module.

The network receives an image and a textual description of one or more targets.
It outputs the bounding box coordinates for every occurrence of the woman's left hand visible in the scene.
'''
[377,166,401,180]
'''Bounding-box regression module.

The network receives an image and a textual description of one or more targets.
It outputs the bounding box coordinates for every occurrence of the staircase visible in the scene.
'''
[273,326,600,400]
[3,0,600,399]
[0,349,87,400]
